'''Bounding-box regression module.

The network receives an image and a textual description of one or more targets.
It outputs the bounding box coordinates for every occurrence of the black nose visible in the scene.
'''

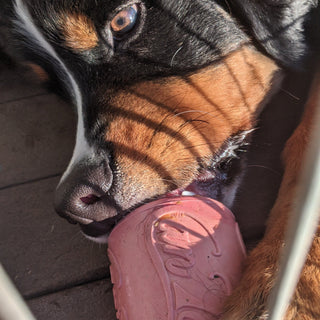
[54,157,120,225]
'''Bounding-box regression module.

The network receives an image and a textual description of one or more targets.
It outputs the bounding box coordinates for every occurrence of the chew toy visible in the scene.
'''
[108,196,246,320]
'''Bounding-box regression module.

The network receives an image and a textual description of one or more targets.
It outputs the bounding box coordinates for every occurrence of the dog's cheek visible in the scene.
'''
[104,95,211,202]
[103,46,279,204]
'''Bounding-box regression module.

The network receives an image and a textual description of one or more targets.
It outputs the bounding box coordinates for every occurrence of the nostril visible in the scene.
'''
[80,194,101,205]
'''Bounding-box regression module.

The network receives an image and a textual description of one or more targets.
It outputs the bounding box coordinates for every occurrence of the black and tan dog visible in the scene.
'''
[6,0,320,318]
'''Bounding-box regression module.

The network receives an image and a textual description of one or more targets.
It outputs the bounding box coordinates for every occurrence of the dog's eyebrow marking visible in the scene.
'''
[60,13,99,52]
[14,0,94,184]
[26,63,49,81]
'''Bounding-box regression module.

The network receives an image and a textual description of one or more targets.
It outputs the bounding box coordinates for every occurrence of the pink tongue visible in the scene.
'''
[108,196,246,320]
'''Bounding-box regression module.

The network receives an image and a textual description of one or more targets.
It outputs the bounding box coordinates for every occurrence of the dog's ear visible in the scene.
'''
[306,2,320,52]
[227,0,318,67]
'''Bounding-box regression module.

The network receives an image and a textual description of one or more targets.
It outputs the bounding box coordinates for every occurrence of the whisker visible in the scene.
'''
[182,142,218,150]
[173,157,198,162]
[162,120,211,151]
[247,164,282,176]
[173,109,213,117]
[70,229,83,242]
[170,46,183,67]
[148,112,175,148]
[153,178,179,187]
[280,88,300,101]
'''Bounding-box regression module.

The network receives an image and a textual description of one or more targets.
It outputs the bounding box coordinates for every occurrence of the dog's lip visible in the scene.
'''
[80,218,119,237]
[79,170,220,239]
[79,133,248,240]
[78,190,199,240]
[62,211,94,225]
[165,170,219,199]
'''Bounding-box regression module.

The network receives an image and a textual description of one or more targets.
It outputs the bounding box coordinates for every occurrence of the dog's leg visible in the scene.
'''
[223,69,320,320]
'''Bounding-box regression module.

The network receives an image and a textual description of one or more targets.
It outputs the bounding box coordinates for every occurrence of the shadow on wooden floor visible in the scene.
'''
[0,61,117,320]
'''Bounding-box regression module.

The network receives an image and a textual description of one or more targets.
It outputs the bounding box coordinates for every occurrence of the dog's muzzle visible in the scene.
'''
[54,154,121,235]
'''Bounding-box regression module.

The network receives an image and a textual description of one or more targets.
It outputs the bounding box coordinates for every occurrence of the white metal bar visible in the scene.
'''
[0,264,36,320]
[268,86,320,319]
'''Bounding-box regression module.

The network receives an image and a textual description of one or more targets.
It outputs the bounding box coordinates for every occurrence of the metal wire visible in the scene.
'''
[268,79,320,320]
[0,264,36,320]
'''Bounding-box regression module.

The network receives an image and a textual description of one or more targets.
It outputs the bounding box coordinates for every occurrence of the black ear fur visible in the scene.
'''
[306,3,320,52]
[227,0,318,67]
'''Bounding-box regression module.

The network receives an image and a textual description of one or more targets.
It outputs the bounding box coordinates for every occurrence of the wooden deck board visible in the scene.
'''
[0,92,76,188]
[0,65,46,104]
[28,279,117,320]
[0,177,109,298]
[0,61,115,319]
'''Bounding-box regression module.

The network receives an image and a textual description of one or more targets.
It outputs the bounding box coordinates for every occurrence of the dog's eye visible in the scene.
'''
[110,4,138,38]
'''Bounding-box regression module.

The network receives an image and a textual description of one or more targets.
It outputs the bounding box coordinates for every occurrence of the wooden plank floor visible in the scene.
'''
[0,62,116,319]
[0,47,314,319]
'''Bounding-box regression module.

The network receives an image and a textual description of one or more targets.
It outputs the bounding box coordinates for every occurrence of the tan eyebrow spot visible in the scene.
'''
[26,63,49,81]
[60,13,99,51]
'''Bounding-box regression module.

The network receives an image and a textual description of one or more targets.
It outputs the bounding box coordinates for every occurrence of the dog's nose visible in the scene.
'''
[54,158,119,225]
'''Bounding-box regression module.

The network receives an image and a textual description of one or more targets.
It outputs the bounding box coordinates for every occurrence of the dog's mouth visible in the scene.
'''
[79,132,249,242]
[167,161,241,200]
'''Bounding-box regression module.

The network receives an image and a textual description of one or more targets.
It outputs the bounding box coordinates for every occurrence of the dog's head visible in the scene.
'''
[12,0,316,241]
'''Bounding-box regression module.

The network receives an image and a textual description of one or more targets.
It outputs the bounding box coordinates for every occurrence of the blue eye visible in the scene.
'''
[110,4,138,38]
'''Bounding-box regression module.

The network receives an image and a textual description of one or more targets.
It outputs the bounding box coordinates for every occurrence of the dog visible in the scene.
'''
[6,0,320,318]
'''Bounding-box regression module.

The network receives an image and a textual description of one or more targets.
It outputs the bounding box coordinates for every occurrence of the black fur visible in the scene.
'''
[14,0,248,84]
[11,0,249,145]
[10,0,318,147]
[225,0,318,67]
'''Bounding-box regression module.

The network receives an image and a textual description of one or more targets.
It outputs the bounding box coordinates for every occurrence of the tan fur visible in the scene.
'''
[105,46,279,202]
[223,68,320,319]
[26,63,49,81]
[60,13,98,51]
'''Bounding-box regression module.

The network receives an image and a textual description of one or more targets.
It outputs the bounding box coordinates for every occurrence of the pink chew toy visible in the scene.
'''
[108,196,246,320]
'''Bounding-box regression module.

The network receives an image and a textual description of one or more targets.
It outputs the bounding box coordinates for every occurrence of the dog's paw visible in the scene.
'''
[222,231,320,320]
[221,241,279,320]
